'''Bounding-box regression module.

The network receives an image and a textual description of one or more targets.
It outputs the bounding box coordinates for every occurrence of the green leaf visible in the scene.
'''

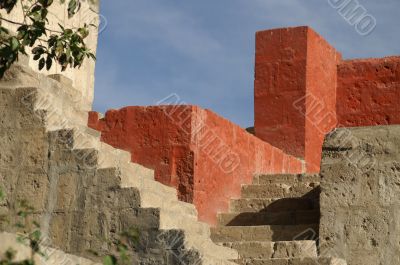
[39,0,54,7]
[39,58,45,70]
[46,55,52,70]
[103,255,117,265]
[0,0,18,13]
[67,0,77,18]
[41,8,49,19]
[10,37,20,51]
[31,230,42,241]
[32,46,45,54]
[78,27,89,39]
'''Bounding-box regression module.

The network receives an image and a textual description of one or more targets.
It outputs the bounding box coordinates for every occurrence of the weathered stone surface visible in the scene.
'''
[211,224,319,243]
[0,232,100,265]
[211,172,334,264]
[320,125,400,265]
[253,174,320,185]
[0,75,238,264]
[222,241,317,260]
[237,257,346,265]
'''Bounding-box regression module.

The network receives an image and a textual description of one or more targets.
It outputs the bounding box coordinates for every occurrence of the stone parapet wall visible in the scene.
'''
[319,125,400,264]
[88,106,305,225]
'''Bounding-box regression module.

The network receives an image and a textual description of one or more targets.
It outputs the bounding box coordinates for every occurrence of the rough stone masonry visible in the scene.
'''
[320,125,400,265]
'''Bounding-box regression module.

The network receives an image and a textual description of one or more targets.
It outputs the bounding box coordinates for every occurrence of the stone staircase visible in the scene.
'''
[211,174,346,265]
[0,62,238,264]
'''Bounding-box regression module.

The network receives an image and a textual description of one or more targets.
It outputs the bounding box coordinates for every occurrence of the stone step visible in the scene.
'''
[44,122,238,262]
[6,81,239,265]
[221,241,317,259]
[70,127,133,168]
[236,257,347,265]
[34,89,134,170]
[229,198,317,213]
[202,256,239,265]
[217,210,320,226]
[241,183,320,199]
[113,165,238,260]
[36,76,91,114]
[138,189,196,216]
[43,106,89,131]
[253,174,320,185]
[42,108,132,166]
[211,224,319,243]
[99,167,177,205]
[190,238,240,262]
[49,125,154,180]
[97,169,238,261]
[160,212,209,236]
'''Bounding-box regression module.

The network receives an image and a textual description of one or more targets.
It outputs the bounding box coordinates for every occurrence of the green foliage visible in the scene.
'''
[101,227,140,265]
[0,189,40,264]
[0,0,96,77]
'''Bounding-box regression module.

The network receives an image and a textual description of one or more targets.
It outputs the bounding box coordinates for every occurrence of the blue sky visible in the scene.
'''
[93,0,400,128]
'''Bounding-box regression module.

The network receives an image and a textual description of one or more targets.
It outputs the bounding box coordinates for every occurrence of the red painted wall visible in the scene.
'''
[254,27,308,160]
[254,26,341,172]
[89,106,304,225]
[337,57,400,127]
[191,107,303,224]
[88,106,196,202]
[304,28,341,172]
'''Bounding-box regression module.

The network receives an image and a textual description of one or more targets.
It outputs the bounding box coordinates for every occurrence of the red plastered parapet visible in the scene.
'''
[89,106,304,225]
[337,57,400,127]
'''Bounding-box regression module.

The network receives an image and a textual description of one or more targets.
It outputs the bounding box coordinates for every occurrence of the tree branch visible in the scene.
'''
[0,16,26,27]
[0,17,63,34]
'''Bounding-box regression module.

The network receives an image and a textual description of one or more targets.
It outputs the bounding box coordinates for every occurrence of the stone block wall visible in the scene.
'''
[319,125,400,265]
[88,106,304,225]
[0,74,214,264]
[254,26,400,172]
[0,232,100,264]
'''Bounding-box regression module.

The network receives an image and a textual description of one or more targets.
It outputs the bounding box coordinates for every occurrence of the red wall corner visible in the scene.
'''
[254,26,342,173]
[88,105,304,225]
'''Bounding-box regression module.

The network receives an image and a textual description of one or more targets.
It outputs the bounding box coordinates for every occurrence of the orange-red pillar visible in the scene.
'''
[254,26,342,172]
